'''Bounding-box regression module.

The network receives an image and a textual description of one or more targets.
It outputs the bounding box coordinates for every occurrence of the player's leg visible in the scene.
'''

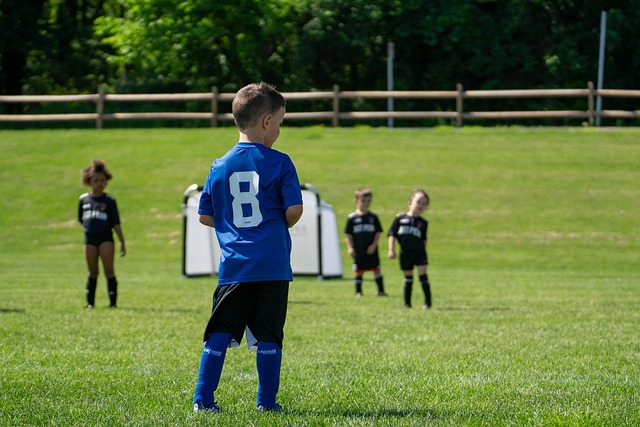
[256,341,283,411]
[253,281,289,410]
[402,270,414,308]
[84,243,100,307]
[365,255,386,296]
[98,240,117,307]
[194,332,233,411]
[353,262,363,296]
[373,268,387,296]
[194,284,251,411]
[417,265,431,308]
[354,274,363,296]
[399,252,414,308]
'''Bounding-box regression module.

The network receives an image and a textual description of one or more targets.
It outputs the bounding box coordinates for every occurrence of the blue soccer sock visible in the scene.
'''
[256,341,282,408]
[193,332,232,407]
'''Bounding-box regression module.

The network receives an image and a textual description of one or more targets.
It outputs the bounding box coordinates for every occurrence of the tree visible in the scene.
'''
[25,0,118,94]
[5,0,639,105]
[94,0,298,92]
[0,0,45,96]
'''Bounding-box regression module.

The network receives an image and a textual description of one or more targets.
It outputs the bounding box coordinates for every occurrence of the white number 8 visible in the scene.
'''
[229,171,263,228]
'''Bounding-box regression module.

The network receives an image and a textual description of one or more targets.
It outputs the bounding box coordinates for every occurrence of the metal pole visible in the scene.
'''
[596,11,607,127]
[387,42,394,128]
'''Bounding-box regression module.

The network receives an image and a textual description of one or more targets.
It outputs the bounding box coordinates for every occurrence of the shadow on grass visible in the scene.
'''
[289,300,322,305]
[286,407,443,419]
[89,306,200,313]
[0,308,26,313]
[439,306,509,311]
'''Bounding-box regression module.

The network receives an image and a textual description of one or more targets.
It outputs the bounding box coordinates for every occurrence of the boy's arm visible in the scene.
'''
[368,231,381,254]
[286,204,303,228]
[199,214,214,228]
[345,234,355,257]
[387,235,397,259]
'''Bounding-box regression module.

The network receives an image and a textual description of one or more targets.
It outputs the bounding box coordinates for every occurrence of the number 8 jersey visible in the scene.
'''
[198,142,303,285]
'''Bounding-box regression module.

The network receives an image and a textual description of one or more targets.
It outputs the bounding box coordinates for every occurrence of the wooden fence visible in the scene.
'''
[0,82,638,128]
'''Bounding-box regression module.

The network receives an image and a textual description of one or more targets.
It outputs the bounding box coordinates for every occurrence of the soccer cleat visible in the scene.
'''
[257,403,283,413]
[85,305,94,309]
[194,401,221,413]
[403,304,411,309]
[422,304,431,310]
[355,292,362,298]
[377,292,388,297]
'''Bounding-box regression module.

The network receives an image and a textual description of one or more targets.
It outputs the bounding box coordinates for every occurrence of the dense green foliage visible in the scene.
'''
[1,0,638,99]
[1,127,639,425]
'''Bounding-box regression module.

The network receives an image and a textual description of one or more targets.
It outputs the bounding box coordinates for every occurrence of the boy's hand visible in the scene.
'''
[388,250,396,259]
[120,243,126,257]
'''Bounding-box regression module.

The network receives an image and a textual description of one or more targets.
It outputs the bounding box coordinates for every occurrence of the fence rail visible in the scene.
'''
[0,82,638,128]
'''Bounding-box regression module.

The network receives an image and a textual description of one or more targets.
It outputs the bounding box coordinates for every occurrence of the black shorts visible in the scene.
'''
[353,252,380,272]
[202,280,289,349]
[399,250,428,271]
[84,230,114,246]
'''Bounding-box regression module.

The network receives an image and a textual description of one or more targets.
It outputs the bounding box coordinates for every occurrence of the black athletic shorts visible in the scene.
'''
[202,280,289,349]
[399,250,428,271]
[353,252,381,272]
[84,230,114,246]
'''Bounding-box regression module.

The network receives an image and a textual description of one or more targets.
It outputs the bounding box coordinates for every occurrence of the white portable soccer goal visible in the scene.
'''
[182,183,343,279]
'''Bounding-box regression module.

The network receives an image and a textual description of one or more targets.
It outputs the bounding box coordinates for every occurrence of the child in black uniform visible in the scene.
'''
[78,160,126,308]
[387,189,431,309]
[344,188,386,297]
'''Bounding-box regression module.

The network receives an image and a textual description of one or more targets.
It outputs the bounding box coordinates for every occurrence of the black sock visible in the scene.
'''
[354,276,363,294]
[375,274,385,293]
[403,276,413,306]
[420,274,431,307]
[86,277,97,306]
[107,277,118,307]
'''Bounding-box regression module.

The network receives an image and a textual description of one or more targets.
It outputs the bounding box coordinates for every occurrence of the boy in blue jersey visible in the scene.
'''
[193,82,303,414]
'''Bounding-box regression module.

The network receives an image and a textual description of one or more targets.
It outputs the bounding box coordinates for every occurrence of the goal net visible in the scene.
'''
[182,183,343,279]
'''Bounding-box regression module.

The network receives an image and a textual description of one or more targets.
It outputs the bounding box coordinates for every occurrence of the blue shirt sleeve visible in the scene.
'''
[198,170,214,216]
[281,156,302,209]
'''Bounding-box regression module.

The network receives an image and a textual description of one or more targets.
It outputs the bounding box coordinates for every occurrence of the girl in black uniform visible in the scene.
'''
[78,160,126,308]
[387,189,431,309]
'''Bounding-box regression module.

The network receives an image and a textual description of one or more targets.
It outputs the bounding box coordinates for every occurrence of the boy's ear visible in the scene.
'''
[261,113,272,129]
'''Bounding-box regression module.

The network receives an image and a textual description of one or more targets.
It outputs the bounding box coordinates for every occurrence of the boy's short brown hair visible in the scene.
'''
[232,82,286,130]
[354,188,372,199]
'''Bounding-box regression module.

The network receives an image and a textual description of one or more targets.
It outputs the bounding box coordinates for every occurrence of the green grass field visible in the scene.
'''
[1,127,639,426]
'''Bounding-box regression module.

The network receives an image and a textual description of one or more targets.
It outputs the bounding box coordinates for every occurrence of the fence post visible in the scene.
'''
[456,83,464,128]
[211,86,218,128]
[587,81,595,127]
[332,85,340,127]
[96,86,105,129]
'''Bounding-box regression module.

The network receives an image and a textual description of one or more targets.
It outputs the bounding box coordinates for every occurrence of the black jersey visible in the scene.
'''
[387,213,428,252]
[78,193,120,234]
[344,211,383,256]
